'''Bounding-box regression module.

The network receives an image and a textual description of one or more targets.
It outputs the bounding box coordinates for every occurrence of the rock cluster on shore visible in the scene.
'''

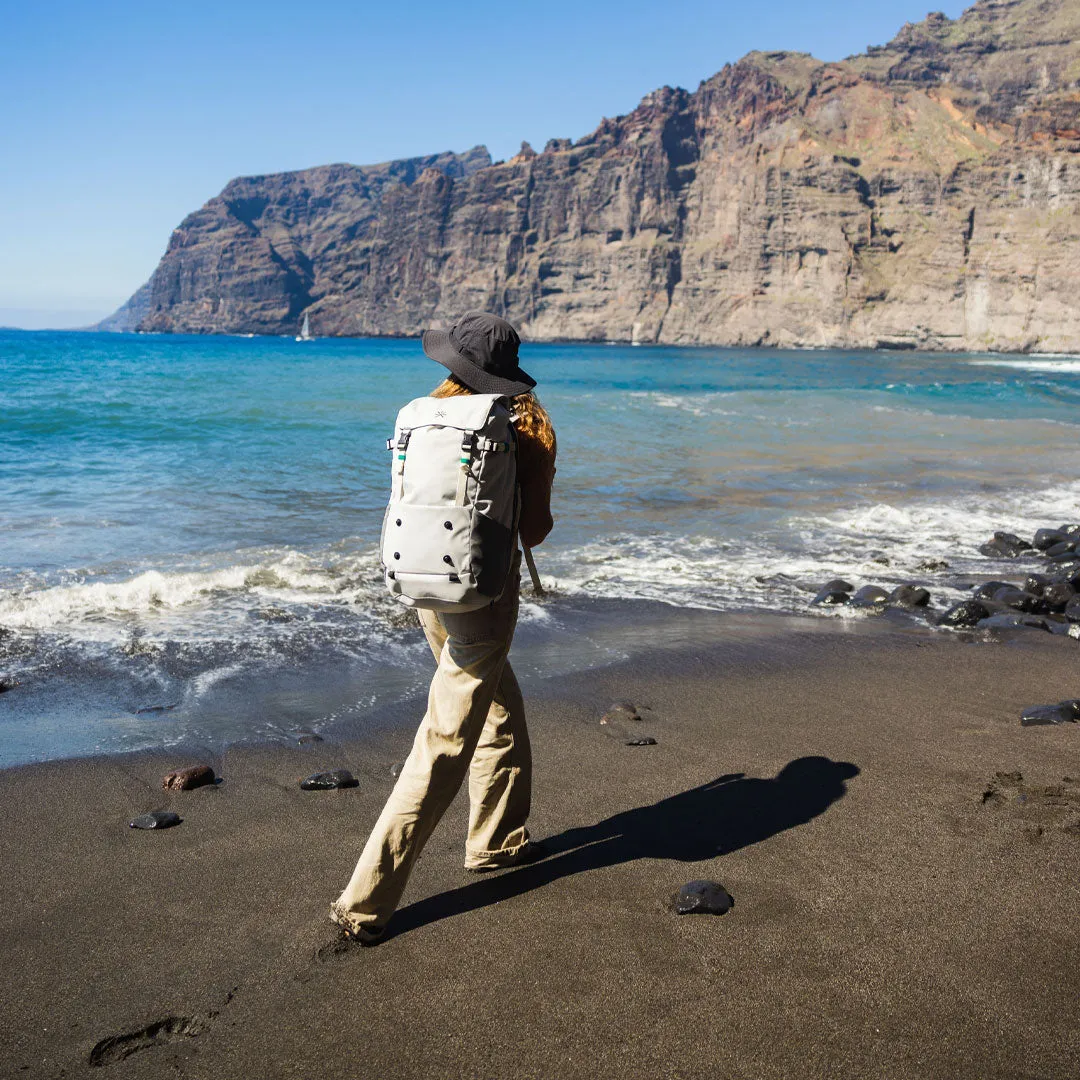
[809,520,1080,644]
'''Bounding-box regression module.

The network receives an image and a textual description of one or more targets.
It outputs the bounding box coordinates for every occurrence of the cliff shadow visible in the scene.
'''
[387,755,860,940]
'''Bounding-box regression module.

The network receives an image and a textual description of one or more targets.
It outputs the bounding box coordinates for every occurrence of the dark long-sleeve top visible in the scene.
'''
[517,427,556,549]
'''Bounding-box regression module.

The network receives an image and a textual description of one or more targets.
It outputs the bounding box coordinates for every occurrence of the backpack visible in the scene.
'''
[381,393,519,612]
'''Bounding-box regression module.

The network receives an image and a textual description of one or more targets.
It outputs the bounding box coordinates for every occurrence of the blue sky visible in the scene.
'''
[0,0,968,328]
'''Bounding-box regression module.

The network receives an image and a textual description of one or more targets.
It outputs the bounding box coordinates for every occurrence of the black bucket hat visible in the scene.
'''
[422,311,536,397]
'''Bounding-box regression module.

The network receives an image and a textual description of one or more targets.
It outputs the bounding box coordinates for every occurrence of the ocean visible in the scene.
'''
[3,330,1079,766]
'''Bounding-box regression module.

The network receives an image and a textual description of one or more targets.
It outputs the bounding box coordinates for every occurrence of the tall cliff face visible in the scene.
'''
[113,0,1080,352]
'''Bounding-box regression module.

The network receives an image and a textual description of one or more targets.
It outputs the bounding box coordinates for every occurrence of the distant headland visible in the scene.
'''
[102,0,1080,354]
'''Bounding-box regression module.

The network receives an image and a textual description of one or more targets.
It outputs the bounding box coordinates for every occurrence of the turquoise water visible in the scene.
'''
[2,330,1079,764]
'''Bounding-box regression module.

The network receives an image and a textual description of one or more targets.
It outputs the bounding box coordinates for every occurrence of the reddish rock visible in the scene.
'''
[162,765,216,791]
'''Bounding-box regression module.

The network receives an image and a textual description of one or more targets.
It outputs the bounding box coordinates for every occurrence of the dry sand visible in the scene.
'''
[2,616,1079,1079]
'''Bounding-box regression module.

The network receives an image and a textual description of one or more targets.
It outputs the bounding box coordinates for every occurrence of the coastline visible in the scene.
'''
[4,616,1079,1078]
[34,326,1080,358]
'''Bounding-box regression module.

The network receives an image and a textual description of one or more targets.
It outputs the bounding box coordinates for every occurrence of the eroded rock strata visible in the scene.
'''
[109,0,1080,352]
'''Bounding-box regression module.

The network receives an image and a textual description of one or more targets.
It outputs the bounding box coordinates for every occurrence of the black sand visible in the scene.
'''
[2,617,1079,1078]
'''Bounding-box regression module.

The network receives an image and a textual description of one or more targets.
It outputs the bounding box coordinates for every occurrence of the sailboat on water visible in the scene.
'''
[296,312,314,342]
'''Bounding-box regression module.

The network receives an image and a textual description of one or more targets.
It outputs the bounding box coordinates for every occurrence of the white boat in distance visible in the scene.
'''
[296,312,314,342]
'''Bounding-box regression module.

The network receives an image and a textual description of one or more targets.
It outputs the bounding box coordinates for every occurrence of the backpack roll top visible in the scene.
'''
[381,394,520,612]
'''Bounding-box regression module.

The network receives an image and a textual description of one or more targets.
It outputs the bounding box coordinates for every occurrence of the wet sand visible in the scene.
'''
[2,616,1079,1079]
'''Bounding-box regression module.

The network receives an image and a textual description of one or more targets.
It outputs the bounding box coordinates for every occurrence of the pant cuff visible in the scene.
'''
[463,831,531,869]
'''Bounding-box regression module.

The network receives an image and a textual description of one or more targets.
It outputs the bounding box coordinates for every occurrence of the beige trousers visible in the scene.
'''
[331,557,531,934]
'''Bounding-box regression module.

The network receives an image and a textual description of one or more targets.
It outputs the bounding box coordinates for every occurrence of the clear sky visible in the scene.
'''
[0,0,969,328]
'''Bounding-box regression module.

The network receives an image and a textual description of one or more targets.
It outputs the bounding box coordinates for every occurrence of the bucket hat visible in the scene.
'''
[422,311,536,397]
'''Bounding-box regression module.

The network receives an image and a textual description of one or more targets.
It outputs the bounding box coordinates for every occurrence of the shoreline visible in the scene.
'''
[0,601,976,772]
[3,620,1079,1077]
[2,588,1076,772]
[8,327,1080,359]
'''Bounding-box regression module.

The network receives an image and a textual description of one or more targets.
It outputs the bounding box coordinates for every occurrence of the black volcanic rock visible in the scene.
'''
[852,585,890,607]
[1042,582,1075,612]
[991,587,1047,614]
[974,580,1013,600]
[979,532,1033,559]
[812,588,850,607]
[1033,529,1066,551]
[938,600,991,628]
[889,585,931,608]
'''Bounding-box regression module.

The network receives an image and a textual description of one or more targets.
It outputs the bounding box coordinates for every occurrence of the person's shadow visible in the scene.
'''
[388,755,859,938]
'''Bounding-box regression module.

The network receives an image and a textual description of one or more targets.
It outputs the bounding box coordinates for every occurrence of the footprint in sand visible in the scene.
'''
[980,771,1080,840]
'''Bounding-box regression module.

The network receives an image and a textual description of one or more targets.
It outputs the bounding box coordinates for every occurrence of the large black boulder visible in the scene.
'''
[991,587,1048,614]
[976,612,1049,633]
[889,584,931,608]
[974,580,1013,600]
[1033,528,1067,551]
[978,532,1033,558]
[821,579,854,593]
[1065,596,1080,622]
[1042,582,1075,612]
[938,600,991,628]
[851,585,890,608]
[1024,573,1050,596]
[1044,541,1077,558]
[1055,565,1080,590]
[812,588,850,607]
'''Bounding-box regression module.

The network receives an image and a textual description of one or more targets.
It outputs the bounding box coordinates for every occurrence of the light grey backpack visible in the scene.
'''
[381,393,519,612]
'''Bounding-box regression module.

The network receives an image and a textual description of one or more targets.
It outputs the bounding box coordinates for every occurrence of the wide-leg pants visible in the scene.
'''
[331,557,531,934]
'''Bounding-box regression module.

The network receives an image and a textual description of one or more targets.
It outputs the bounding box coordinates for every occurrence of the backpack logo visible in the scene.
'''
[434,409,446,419]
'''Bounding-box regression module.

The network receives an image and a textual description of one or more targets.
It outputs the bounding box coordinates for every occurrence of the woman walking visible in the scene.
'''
[330,312,557,944]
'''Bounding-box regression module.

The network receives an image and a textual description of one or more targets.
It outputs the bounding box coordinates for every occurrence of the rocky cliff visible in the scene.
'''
[109,0,1080,352]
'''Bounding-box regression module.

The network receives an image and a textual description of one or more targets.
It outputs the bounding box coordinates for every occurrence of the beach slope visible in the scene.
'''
[2,621,1079,1078]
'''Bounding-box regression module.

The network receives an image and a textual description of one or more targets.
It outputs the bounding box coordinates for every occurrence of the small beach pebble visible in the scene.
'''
[625,736,657,746]
[129,811,182,830]
[1020,703,1079,727]
[0,677,17,693]
[390,762,405,778]
[300,769,358,790]
[673,880,734,916]
[297,733,324,745]
[162,765,216,791]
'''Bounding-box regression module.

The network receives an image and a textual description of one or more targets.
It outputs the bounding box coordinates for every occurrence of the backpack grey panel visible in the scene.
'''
[381,394,519,612]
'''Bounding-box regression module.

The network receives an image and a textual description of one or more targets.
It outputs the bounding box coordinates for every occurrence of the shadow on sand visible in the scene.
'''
[388,755,860,939]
